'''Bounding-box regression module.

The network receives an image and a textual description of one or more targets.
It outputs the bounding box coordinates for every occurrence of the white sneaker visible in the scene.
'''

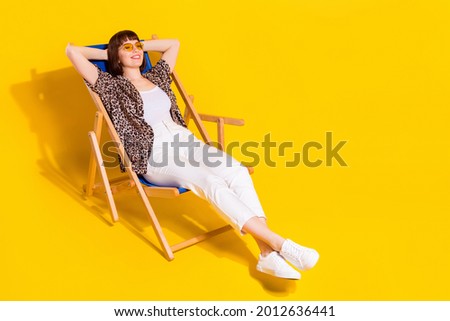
[280,239,319,271]
[256,251,301,280]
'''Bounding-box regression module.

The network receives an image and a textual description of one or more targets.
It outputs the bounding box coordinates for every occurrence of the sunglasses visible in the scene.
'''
[121,42,144,52]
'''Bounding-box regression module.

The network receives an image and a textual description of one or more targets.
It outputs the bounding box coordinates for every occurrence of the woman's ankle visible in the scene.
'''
[272,237,286,252]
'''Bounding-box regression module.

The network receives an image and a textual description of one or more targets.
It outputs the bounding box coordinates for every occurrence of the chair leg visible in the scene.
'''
[171,225,232,253]
[217,117,225,151]
[85,112,103,196]
[88,131,119,222]
[130,172,175,261]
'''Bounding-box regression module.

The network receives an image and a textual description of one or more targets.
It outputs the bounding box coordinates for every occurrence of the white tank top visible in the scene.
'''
[140,86,174,126]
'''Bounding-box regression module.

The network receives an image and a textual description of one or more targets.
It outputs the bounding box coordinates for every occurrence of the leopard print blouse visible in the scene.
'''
[86,59,187,174]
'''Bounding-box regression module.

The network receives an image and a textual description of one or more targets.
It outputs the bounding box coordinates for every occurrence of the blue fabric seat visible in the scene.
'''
[138,175,189,194]
[88,43,189,195]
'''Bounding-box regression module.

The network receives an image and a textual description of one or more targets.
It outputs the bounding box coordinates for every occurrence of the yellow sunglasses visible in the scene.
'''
[121,42,144,51]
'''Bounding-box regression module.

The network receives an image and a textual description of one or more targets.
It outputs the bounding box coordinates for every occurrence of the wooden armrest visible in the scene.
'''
[198,113,245,126]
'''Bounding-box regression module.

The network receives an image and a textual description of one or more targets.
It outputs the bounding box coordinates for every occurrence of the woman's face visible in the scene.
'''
[117,39,144,69]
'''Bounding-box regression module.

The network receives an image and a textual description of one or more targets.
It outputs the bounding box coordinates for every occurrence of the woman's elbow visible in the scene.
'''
[171,39,180,48]
[65,43,75,58]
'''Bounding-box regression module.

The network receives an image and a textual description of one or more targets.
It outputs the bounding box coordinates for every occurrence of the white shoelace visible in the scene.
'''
[283,242,306,269]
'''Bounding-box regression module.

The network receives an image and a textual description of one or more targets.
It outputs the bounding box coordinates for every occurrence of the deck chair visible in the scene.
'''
[83,34,253,261]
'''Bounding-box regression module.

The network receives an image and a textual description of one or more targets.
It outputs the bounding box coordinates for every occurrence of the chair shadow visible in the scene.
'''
[11,67,296,295]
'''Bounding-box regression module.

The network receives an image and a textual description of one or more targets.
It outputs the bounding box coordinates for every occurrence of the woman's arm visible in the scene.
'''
[142,39,180,73]
[65,43,107,85]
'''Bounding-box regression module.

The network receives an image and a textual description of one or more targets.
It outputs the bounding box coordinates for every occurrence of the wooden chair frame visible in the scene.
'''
[83,34,252,261]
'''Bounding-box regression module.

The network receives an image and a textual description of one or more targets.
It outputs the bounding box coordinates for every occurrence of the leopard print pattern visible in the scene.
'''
[85,59,187,174]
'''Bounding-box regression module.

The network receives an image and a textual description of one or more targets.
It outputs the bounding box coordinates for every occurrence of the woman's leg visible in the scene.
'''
[254,238,273,257]
[180,128,266,219]
[243,217,285,253]
[146,122,267,231]
[146,122,319,275]
[144,146,265,232]
[248,218,285,261]
[180,132,285,257]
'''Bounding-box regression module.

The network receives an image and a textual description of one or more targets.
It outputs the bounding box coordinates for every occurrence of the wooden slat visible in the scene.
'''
[143,186,180,198]
[173,72,212,143]
[217,117,225,151]
[171,225,233,253]
[183,95,194,125]
[88,131,119,222]
[199,113,245,126]
[88,177,182,199]
[84,175,130,194]
[85,112,103,196]
[87,89,132,171]
[151,35,212,145]
[130,170,175,260]
[87,86,175,261]
[110,179,135,194]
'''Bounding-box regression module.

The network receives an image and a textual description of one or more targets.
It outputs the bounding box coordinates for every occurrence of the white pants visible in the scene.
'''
[142,119,266,232]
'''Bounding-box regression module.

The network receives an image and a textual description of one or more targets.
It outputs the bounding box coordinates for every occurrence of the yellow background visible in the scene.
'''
[1,0,449,300]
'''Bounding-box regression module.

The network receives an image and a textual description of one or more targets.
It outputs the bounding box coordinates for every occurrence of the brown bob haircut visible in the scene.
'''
[107,30,146,76]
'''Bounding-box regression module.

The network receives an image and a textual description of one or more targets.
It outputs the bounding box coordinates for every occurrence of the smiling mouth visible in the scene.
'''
[131,55,141,59]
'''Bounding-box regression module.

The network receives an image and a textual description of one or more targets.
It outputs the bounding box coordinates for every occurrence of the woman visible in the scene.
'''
[66,30,319,280]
